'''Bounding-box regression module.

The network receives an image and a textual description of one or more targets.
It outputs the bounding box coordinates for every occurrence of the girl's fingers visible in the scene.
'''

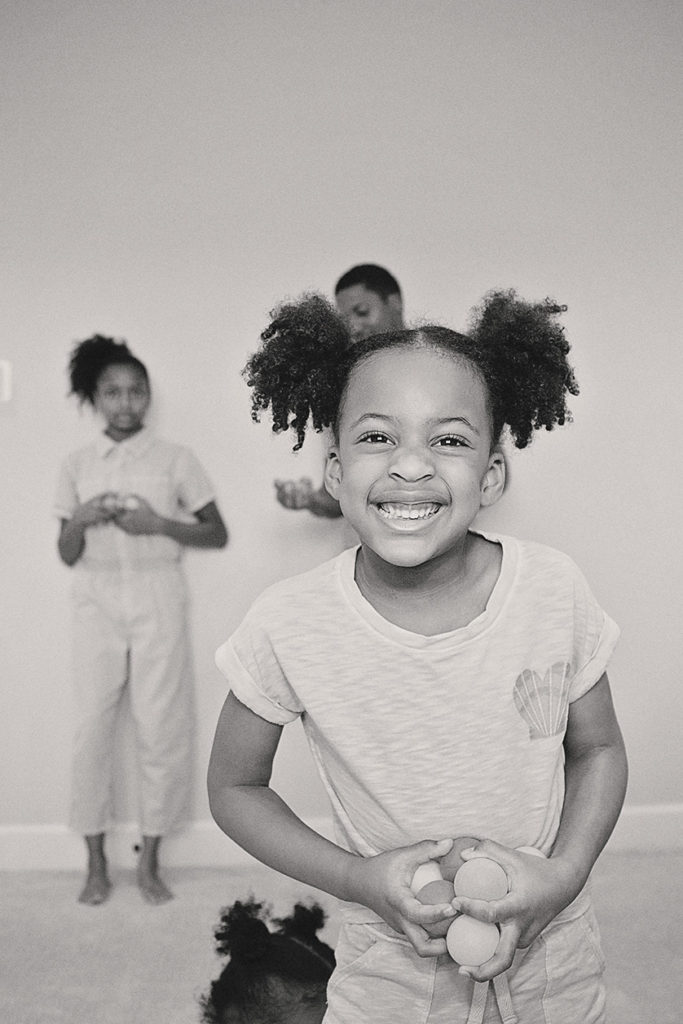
[406,837,454,871]
[458,921,520,982]
[460,838,519,872]
[451,894,512,924]
[409,898,457,927]
[402,919,449,959]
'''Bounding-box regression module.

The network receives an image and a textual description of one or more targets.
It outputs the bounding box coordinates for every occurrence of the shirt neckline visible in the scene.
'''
[95,426,152,460]
[336,531,517,649]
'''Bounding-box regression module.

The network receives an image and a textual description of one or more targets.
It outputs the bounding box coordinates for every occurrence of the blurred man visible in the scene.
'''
[275,265,405,517]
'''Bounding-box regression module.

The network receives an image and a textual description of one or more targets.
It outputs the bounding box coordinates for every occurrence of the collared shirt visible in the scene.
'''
[55,428,216,569]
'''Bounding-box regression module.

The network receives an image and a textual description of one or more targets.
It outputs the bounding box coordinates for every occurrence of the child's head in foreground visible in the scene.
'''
[244,289,578,568]
[200,898,335,1024]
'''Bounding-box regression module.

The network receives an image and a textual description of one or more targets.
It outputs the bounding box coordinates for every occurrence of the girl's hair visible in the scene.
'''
[199,897,335,1024]
[67,334,149,406]
[244,289,578,451]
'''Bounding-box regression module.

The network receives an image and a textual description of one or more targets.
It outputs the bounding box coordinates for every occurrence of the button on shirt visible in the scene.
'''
[54,428,217,570]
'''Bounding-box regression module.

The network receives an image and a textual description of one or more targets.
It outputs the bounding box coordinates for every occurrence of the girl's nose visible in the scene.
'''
[388,444,435,481]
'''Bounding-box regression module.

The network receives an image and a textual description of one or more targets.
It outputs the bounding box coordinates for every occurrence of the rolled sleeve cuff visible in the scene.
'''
[571,614,621,703]
[214,640,301,726]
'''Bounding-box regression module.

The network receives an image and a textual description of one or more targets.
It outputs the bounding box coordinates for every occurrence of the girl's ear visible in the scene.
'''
[324,448,343,499]
[480,449,506,508]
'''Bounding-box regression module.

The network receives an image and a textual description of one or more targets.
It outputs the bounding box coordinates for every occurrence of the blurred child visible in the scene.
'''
[55,335,227,905]
[200,897,335,1024]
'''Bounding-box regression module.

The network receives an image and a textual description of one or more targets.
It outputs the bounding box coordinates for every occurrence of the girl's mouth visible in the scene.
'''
[377,502,441,521]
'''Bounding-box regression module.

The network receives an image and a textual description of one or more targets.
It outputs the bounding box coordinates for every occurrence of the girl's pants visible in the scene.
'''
[69,565,194,836]
[324,891,606,1024]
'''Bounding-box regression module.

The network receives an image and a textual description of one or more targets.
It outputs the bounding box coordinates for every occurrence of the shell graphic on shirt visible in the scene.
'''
[512,661,572,740]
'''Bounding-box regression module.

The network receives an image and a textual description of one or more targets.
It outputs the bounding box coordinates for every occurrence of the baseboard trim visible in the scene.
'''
[1,804,680,871]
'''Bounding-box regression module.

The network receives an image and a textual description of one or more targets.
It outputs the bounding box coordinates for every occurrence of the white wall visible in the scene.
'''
[1,0,681,867]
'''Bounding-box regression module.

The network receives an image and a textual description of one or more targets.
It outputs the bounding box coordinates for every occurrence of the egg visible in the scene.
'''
[409,861,443,895]
[440,836,479,881]
[120,495,140,511]
[446,916,499,967]
[416,878,456,937]
[416,878,454,905]
[454,858,509,900]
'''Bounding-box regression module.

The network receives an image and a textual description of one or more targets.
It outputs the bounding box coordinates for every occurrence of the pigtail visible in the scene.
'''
[468,289,579,449]
[243,293,351,450]
[213,897,272,960]
[274,901,336,971]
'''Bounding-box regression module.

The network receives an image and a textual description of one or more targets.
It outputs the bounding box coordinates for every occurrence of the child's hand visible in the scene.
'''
[114,496,163,535]
[72,493,118,526]
[451,839,581,982]
[274,477,314,510]
[348,838,456,958]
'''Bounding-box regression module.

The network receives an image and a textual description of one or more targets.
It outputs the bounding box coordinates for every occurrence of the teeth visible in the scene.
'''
[378,502,440,520]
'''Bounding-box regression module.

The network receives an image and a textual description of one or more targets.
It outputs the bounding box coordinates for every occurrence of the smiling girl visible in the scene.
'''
[207,293,627,1023]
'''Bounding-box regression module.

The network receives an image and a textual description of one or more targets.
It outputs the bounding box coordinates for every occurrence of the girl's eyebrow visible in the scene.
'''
[349,413,480,434]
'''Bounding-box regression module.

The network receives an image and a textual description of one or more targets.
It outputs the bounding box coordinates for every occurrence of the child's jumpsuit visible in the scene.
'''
[55,427,218,835]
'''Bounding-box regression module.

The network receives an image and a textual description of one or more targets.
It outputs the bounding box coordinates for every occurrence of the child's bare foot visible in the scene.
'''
[79,833,111,905]
[136,835,173,904]
[78,869,112,905]
[137,868,174,904]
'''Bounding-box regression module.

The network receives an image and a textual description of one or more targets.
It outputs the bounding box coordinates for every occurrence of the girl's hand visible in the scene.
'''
[348,838,456,958]
[114,496,163,535]
[451,839,581,982]
[72,493,118,526]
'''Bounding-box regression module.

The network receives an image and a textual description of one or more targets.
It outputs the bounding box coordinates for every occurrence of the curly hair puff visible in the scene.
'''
[467,289,579,449]
[243,294,351,450]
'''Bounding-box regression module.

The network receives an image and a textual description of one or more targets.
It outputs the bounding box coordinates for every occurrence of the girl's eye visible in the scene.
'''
[435,435,469,448]
[358,431,390,444]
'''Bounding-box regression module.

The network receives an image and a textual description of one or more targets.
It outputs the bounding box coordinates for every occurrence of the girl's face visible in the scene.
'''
[325,346,505,571]
[94,363,150,441]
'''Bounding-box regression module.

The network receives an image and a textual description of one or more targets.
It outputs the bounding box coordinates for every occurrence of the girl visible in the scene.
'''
[55,335,228,906]
[200,897,335,1024]
[207,292,627,1022]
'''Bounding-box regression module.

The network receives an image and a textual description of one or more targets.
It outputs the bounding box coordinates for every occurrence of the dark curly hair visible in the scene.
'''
[199,897,335,1024]
[243,288,578,452]
[67,334,149,406]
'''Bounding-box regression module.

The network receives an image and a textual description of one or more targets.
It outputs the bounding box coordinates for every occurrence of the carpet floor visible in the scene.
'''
[1,850,681,1023]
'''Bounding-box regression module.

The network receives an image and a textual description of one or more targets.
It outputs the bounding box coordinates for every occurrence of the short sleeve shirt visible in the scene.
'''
[54,428,216,568]
[216,533,619,870]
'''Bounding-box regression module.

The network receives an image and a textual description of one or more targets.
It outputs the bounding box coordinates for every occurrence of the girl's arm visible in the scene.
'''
[453,672,628,981]
[115,499,228,548]
[207,692,455,954]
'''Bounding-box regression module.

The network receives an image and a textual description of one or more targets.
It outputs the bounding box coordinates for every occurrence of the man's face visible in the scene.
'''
[335,284,404,343]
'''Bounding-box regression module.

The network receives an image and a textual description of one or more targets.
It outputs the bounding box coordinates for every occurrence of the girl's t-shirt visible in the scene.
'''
[216,533,619,905]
